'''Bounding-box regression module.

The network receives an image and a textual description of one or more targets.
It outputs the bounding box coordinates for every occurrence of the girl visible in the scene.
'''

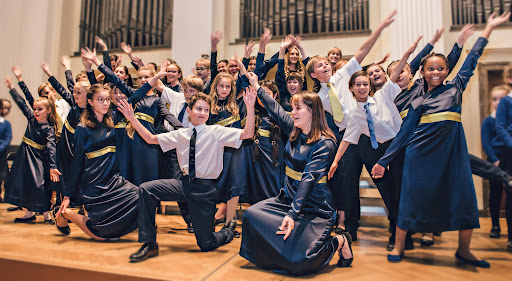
[95,36,134,87]
[482,85,509,239]
[3,76,60,223]
[276,37,305,112]
[327,47,342,71]
[41,62,91,207]
[281,35,309,91]
[54,84,139,239]
[82,47,182,186]
[162,62,183,93]
[242,73,352,275]
[372,12,510,266]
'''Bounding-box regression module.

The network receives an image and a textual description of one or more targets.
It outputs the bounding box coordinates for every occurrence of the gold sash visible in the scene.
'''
[419,112,461,124]
[64,119,75,134]
[134,112,155,124]
[215,114,240,127]
[115,122,127,128]
[258,128,270,138]
[285,166,327,184]
[400,109,409,119]
[22,136,45,150]
[85,146,116,159]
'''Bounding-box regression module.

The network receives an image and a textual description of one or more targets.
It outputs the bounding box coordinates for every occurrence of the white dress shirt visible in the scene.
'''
[161,86,189,129]
[157,123,243,179]
[317,57,362,131]
[343,80,402,144]
[55,99,71,121]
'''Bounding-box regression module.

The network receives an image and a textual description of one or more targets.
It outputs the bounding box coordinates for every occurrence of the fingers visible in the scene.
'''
[283,227,292,240]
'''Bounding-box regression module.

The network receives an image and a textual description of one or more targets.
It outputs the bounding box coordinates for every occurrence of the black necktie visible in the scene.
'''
[178,103,188,123]
[189,128,197,180]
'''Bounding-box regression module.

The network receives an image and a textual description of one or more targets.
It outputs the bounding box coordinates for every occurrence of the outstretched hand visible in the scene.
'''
[4,76,13,89]
[95,36,108,50]
[120,42,133,56]
[60,56,71,70]
[244,41,256,58]
[260,27,272,46]
[245,72,260,89]
[50,169,61,182]
[380,10,397,28]
[486,12,511,29]
[407,36,423,54]
[41,62,52,77]
[211,30,223,50]
[276,215,295,240]
[243,86,257,108]
[11,65,23,80]
[116,98,136,122]
[457,24,474,47]
[429,27,445,46]
[81,47,97,62]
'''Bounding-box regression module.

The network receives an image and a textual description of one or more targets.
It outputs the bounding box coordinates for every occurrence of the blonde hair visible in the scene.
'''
[490,84,511,111]
[34,97,59,138]
[196,58,210,68]
[284,47,305,82]
[182,75,204,92]
[306,55,329,80]
[37,82,55,97]
[209,73,238,116]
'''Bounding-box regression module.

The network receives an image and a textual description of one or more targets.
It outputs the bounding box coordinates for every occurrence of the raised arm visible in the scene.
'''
[42,62,74,105]
[246,72,294,135]
[210,30,223,79]
[389,36,421,83]
[158,100,183,130]
[117,99,159,144]
[5,76,33,120]
[60,56,75,93]
[239,87,256,139]
[354,10,397,64]
[11,65,34,107]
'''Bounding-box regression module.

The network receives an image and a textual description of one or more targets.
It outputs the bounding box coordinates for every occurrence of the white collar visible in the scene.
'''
[188,122,206,134]
[0,117,4,123]
[356,96,376,106]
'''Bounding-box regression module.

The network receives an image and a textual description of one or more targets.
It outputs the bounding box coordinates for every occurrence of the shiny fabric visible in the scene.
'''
[377,37,487,232]
[240,87,337,276]
[65,124,138,238]
[4,88,56,212]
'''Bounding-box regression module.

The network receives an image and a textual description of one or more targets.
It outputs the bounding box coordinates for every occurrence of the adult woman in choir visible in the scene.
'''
[54,84,140,239]
[240,73,353,276]
[371,12,510,267]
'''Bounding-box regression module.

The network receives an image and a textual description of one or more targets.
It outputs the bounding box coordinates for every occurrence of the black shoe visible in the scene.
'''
[51,208,70,235]
[14,215,36,223]
[404,234,415,250]
[420,234,434,247]
[129,242,159,263]
[489,226,500,239]
[7,206,22,212]
[333,227,347,235]
[433,232,442,236]
[220,220,237,245]
[214,217,226,226]
[43,219,55,225]
[187,222,194,233]
[387,234,395,251]
[350,231,357,242]
[455,252,490,268]
[233,230,241,238]
[337,232,353,267]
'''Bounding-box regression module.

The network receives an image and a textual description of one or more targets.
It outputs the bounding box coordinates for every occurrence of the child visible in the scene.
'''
[162,62,183,93]
[373,12,510,266]
[54,84,140,240]
[483,85,509,240]
[3,76,61,223]
[305,10,397,239]
[0,99,12,201]
[327,47,342,71]
[116,91,256,262]
[193,58,211,94]
[281,35,309,91]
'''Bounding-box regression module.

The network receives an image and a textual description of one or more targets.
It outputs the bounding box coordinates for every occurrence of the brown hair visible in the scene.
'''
[187,92,212,109]
[209,73,238,116]
[349,71,375,97]
[34,97,60,138]
[289,92,335,144]
[80,84,114,129]
[333,60,348,72]
[37,82,55,97]
[306,55,329,81]
[196,58,211,68]
[182,75,204,92]
[327,47,342,59]
[285,72,304,86]
[75,73,88,82]
[489,84,511,111]
[284,46,305,82]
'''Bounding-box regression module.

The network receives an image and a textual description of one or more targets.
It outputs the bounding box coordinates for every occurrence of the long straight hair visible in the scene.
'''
[289,92,335,144]
[209,73,238,116]
[80,84,114,129]
[34,97,59,139]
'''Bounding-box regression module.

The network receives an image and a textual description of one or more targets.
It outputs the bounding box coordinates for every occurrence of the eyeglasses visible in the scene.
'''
[95,97,110,104]
[195,67,207,71]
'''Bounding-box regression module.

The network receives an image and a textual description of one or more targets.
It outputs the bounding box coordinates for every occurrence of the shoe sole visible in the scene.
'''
[129,252,158,263]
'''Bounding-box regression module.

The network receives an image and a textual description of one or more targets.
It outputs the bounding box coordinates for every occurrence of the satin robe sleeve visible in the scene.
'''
[127,82,152,104]
[63,126,86,198]
[86,71,98,85]
[210,51,219,81]
[102,50,113,84]
[446,43,463,76]
[254,50,279,81]
[377,105,421,168]
[9,88,33,120]
[451,37,488,92]
[286,138,335,220]
[65,70,75,93]
[256,87,294,135]
[159,99,183,129]
[410,43,433,76]
[98,63,135,97]
[17,81,34,108]
[49,76,74,106]
[45,125,58,169]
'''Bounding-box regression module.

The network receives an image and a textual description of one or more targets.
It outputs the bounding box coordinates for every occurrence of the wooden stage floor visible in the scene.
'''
[0,202,511,281]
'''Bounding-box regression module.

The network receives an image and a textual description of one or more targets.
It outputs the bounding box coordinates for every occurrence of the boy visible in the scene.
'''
[117,90,256,262]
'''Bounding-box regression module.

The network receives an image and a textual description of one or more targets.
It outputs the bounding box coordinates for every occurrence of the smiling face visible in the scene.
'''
[114,66,128,81]
[187,99,210,126]
[111,87,127,104]
[421,56,449,91]
[166,64,181,83]
[33,100,51,123]
[328,50,341,65]
[350,75,371,102]
[291,99,312,134]
[217,62,227,73]
[367,65,386,89]
[248,59,256,72]
[287,78,300,96]
[88,89,111,117]
[228,61,239,76]
[289,48,300,65]
[309,58,332,83]
[216,77,232,100]
[138,69,153,86]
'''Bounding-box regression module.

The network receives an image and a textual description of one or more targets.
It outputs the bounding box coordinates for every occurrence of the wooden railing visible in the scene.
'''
[79,0,173,51]
[239,0,369,39]
[451,0,512,26]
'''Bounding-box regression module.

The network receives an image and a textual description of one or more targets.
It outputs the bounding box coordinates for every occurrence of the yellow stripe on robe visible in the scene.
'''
[22,136,45,150]
[134,112,155,124]
[419,112,461,124]
[64,119,75,134]
[215,114,240,127]
[285,166,327,184]
[85,146,116,159]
